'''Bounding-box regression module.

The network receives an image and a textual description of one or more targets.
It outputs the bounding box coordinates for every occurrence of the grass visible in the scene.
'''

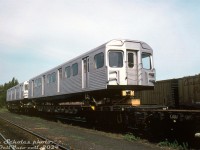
[0,107,8,112]
[124,133,140,141]
[14,116,23,119]
[70,135,85,141]
[124,132,189,150]
[158,139,189,150]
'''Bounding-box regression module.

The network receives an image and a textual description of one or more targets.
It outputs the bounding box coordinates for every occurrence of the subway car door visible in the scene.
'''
[57,68,62,93]
[32,80,34,97]
[42,75,45,95]
[126,50,138,85]
[82,57,89,89]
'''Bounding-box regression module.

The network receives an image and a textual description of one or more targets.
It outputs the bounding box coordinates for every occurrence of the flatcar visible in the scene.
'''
[7,39,156,111]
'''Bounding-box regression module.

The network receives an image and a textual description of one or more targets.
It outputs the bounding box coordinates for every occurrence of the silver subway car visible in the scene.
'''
[6,81,29,102]
[27,39,155,102]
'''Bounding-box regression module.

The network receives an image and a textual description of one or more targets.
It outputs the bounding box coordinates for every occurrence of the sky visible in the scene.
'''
[0,0,200,84]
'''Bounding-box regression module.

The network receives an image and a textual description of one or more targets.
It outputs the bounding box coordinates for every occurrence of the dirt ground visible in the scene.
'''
[0,109,168,150]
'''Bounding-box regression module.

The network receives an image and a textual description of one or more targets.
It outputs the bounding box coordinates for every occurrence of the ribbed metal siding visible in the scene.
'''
[33,86,42,98]
[45,82,57,97]
[135,79,179,106]
[89,67,107,90]
[179,75,200,104]
[62,74,82,94]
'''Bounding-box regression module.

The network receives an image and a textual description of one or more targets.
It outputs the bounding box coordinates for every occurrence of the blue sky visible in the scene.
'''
[0,0,200,84]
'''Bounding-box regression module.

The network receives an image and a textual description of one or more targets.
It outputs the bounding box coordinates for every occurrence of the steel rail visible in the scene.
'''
[0,116,70,150]
[55,116,87,123]
[0,132,16,150]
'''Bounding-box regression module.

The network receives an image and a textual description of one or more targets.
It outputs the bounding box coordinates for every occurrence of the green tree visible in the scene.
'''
[0,77,19,107]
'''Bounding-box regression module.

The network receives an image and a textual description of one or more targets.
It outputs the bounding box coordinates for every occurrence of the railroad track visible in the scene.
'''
[0,132,15,150]
[0,116,70,150]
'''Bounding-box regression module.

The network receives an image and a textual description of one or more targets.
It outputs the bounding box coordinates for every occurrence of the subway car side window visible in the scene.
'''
[52,72,56,82]
[94,52,104,69]
[47,74,50,83]
[72,63,78,76]
[65,66,71,78]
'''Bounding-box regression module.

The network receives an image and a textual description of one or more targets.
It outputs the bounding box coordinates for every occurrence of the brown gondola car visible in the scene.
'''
[135,74,200,109]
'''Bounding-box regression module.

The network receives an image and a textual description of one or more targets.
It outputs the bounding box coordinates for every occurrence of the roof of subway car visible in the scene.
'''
[106,39,153,50]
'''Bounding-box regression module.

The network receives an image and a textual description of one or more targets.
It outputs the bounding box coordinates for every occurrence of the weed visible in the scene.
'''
[158,139,189,150]
[124,133,140,141]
